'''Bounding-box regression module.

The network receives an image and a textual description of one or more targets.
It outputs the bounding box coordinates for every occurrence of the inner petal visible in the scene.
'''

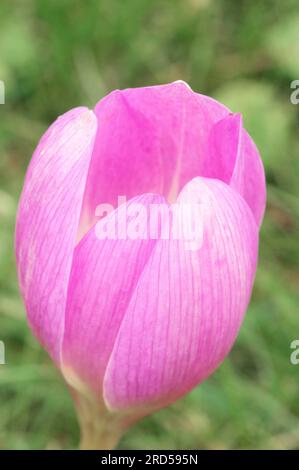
[78,83,230,241]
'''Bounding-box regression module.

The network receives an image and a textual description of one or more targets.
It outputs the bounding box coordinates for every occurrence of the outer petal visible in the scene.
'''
[15,108,97,363]
[79,81,229,235]
[103,177,258,412]
[62,193,168,393]
[206,113,266,227]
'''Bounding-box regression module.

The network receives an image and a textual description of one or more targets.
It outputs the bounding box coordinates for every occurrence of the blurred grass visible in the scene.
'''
[0,0,299,449]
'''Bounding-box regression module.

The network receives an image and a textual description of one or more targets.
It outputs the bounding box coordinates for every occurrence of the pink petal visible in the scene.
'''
[15,108,97,363]
[78,81,229,236]
[103,177,258,412]
[78,82,265,237]
[234,128,266,228]
[61,193,168,393]
[206,113,266,227]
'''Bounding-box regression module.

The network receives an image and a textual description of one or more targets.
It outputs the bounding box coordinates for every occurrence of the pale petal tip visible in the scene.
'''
[172,80,192,90]
[79,109,97,126]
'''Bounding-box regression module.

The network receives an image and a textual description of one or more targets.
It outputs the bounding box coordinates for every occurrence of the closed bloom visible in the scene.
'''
[15,81,266,448]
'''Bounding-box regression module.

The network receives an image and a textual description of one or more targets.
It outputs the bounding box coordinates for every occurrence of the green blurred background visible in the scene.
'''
[0,0,299,450]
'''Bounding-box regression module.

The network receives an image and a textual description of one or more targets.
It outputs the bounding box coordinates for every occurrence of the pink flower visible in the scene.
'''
[15,82,265,446]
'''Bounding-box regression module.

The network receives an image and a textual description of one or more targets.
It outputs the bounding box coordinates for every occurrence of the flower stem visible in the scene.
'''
[62,365,131,450]
[79,412,121,450]
[75,390,128,450]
